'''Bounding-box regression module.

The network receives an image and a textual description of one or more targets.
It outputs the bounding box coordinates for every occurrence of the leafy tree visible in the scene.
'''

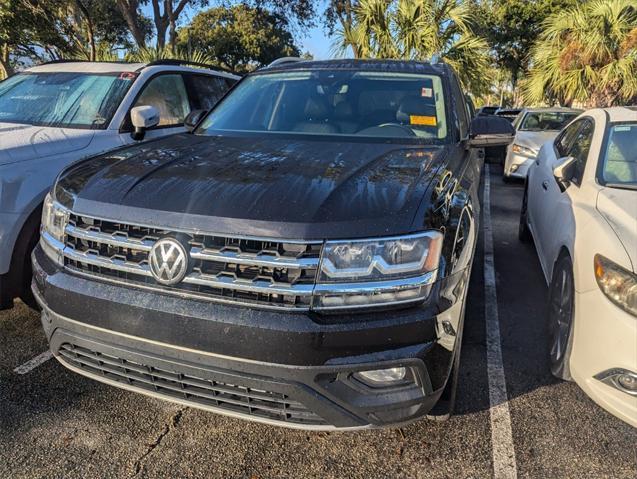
[333,0,492,95]
[0,0,137,76]
[117,0,315,52]
[126,44,212,63]
[475,0,580,97]
[177,4,300,72]
[524,0,637,107]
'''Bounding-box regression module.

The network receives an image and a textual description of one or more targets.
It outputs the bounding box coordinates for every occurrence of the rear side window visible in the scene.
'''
[187,74,230,111]
[134,74,190,127]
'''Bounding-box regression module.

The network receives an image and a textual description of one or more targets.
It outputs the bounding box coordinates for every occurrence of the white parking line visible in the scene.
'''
[483,165,518,478]
[13,350,53,375]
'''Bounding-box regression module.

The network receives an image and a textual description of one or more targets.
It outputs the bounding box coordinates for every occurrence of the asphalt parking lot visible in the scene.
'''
[1,165,635,479]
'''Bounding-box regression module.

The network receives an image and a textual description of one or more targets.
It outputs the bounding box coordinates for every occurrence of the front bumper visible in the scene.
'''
[32,245,465,430]
[504,152,535,178]
[570,288,637,428]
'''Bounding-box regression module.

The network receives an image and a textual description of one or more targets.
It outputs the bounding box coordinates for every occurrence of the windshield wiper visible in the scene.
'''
[604,182,637,191]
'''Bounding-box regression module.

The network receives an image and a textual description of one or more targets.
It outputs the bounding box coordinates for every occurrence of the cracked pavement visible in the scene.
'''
[1,166,635,478]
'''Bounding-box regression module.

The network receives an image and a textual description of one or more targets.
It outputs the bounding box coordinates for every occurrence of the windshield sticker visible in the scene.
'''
[421,87,433,98]
[410,115,436,126]
[615,126,632,131]
[118,72,137,81]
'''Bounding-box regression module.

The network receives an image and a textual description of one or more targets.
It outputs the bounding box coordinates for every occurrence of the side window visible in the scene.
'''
[450,77,469,138]
[567,120,594,185]
[134,74,189,127]
[187,74,230,111]
[555,120,582,157]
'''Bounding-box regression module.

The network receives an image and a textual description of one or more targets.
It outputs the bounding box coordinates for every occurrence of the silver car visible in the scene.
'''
[504,108,580,179]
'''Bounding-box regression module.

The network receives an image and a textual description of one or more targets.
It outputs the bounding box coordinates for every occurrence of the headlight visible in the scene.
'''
[511,144,537,157]
[313,231,443,311]
[594,254,637,317]
[40,192,69,265]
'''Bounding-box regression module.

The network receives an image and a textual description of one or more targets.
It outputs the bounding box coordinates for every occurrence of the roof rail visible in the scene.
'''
[140,59,238,76]
[40,59,132,65]
[264,57,305,69]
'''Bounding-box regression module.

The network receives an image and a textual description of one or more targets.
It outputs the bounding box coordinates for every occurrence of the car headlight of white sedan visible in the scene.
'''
[511,144,537,157]
[594,254,637,317]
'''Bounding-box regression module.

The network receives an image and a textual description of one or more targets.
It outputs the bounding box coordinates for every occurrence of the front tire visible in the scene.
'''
[548,254,575,381]
[518,184,532,243]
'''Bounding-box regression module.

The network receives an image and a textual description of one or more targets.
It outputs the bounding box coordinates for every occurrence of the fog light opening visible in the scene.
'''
[595,368,637,396]
[617,373,637,393]
[353,367,407,387]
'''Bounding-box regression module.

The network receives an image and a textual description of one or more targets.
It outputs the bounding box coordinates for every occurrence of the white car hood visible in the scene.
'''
[0,122,94,167]
[514,130,559,152]
[597,187,637,272]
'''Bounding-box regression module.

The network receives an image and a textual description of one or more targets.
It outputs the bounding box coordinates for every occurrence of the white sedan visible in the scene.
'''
[519,106,637,427]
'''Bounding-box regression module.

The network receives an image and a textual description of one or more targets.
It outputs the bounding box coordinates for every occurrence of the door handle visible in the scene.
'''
[542,180,549,190]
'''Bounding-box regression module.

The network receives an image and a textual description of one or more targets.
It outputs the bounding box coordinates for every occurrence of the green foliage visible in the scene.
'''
[333,0,492,96]
[125,45,213,65]
[524,0,637,107]
[0,0,135,76]
[177,4,300,72]
[476,0,580,86]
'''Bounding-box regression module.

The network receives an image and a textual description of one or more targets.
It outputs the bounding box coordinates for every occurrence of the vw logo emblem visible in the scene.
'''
[148,238,189,285]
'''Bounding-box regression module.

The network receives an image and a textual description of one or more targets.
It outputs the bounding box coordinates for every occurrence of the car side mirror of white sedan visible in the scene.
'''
[130,105,160,141]
[553,156,577,192]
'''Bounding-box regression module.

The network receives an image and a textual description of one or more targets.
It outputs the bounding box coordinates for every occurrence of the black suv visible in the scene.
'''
[32,59,513,430]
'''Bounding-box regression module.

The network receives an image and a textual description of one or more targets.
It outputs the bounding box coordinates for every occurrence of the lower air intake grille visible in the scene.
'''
[58,343,327,426]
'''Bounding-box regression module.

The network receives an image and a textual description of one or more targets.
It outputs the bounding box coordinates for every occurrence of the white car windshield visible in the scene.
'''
[601,123,637,187]
[0,71,135,129]
[198,70,449,143]
[520,112,578,131]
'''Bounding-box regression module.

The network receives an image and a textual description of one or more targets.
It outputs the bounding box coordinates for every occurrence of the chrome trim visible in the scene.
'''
[63,266,310,311]
[184,272,314,297]
[66,224,154,251]
[65,246,152,277]
[67,210,322,244]
[314,270,437,295]
[190,246,318,268]
[41,230,65,252]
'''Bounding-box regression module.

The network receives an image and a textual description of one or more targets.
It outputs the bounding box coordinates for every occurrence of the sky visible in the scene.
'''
[141,1,334,60]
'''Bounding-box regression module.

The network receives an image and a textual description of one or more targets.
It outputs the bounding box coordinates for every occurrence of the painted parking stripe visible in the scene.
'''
[13,350,53,375]
[483,165,518,478]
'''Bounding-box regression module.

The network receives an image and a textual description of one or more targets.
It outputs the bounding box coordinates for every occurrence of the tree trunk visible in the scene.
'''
[75,0,96,61]
[117,0,147,48]
[0,43,14,79]
[151,0,169,50]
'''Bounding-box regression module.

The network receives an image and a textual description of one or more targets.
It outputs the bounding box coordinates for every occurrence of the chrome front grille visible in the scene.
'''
[58,343,327,426]
[63,214,321,310]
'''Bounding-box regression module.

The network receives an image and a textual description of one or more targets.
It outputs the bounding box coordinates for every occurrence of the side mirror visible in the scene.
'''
[184,109,208,132]
[130,105,160,141]
[468,116,515,148]
[553,156,577,192]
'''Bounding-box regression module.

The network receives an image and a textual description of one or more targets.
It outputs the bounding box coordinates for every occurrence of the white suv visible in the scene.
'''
[0,60,238,309]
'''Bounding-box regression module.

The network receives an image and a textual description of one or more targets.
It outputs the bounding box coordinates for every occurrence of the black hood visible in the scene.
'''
[56,133,447,239]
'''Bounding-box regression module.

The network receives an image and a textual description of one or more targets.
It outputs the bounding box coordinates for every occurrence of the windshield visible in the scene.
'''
[0,72,134,129]
[601,123,637,186]
[198,70,449,142]
[519,111,578,131]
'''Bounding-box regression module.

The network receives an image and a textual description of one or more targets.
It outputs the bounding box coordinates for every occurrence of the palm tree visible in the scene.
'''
[524,0,637,107]
[126,46,213,65]
[333,0,492,95]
